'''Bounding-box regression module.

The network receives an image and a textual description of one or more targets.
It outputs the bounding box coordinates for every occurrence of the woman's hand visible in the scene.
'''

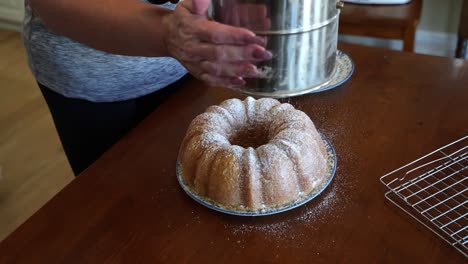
[29,0,270,87]
[162,0,272,87]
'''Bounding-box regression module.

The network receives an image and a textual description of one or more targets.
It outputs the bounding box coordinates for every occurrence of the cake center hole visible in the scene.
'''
[229,125,269,149]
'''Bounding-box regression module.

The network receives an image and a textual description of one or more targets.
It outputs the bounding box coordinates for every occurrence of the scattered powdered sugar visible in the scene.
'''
[222,135,358,247]
[295,183,342,223]
[219,98,247,124]
[182,96,358,249]
[220,173,357,252]
[225,181,343,235]
[199,132,229,145]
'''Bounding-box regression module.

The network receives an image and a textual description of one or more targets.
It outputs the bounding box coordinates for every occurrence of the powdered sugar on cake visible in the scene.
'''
[178,96,330,213]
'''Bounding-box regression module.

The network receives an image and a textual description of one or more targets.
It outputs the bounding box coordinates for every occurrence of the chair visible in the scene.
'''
[338,0,423,52]
[456,0,468,58]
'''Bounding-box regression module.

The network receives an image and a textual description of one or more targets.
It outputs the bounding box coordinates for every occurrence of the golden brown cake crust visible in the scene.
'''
[178,97,328,212]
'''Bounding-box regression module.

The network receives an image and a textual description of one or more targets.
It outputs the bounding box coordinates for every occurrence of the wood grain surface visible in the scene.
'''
[0,43,467,263]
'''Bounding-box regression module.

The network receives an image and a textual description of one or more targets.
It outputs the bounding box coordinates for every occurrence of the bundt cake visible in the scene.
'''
[177,97,329,212]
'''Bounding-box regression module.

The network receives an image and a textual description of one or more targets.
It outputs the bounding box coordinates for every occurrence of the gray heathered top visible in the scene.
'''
[22,1,188,102]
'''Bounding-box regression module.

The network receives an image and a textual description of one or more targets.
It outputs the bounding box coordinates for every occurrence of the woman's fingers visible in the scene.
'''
[181,1,264,46]
[183,43,272,62]
[185,61,264,87]
[168,0,274,87]
[200,74,246,87]
[184,0,211,16]
[193,19,265,46]
[185,62,245,87]
[200,61,261,78]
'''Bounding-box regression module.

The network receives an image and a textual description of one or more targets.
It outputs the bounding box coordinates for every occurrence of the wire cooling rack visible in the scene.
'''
[380,135,468,258]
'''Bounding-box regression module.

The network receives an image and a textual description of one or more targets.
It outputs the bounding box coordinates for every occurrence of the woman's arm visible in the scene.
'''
[29,0,174,56]
[28,0,271,86]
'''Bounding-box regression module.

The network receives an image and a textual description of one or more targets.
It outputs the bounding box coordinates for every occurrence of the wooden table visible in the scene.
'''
[1,43,467,263]
[339,0,423,52]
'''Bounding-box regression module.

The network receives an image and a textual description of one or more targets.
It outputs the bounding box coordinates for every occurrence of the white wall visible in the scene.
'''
[419,0,462,33]
[0,0,24,31]
[339,0,463,57]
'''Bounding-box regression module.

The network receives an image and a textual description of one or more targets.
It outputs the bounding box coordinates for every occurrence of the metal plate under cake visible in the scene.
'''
[176,133,337,216]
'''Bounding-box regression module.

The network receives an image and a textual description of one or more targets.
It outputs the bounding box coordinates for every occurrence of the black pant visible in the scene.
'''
[38,76,189,176]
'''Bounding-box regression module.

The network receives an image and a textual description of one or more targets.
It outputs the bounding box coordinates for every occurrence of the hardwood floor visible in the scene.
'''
[0,29,73,241]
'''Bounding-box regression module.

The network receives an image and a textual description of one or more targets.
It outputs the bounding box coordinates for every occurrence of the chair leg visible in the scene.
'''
[456,37,468,59]
[403,26,416,52]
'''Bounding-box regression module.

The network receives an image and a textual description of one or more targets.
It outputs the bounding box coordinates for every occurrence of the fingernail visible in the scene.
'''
[242,66,260,78]
[253,36,266,46]
[253,49,273,60]
[230,77,246,86]
[245,35,266,46]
